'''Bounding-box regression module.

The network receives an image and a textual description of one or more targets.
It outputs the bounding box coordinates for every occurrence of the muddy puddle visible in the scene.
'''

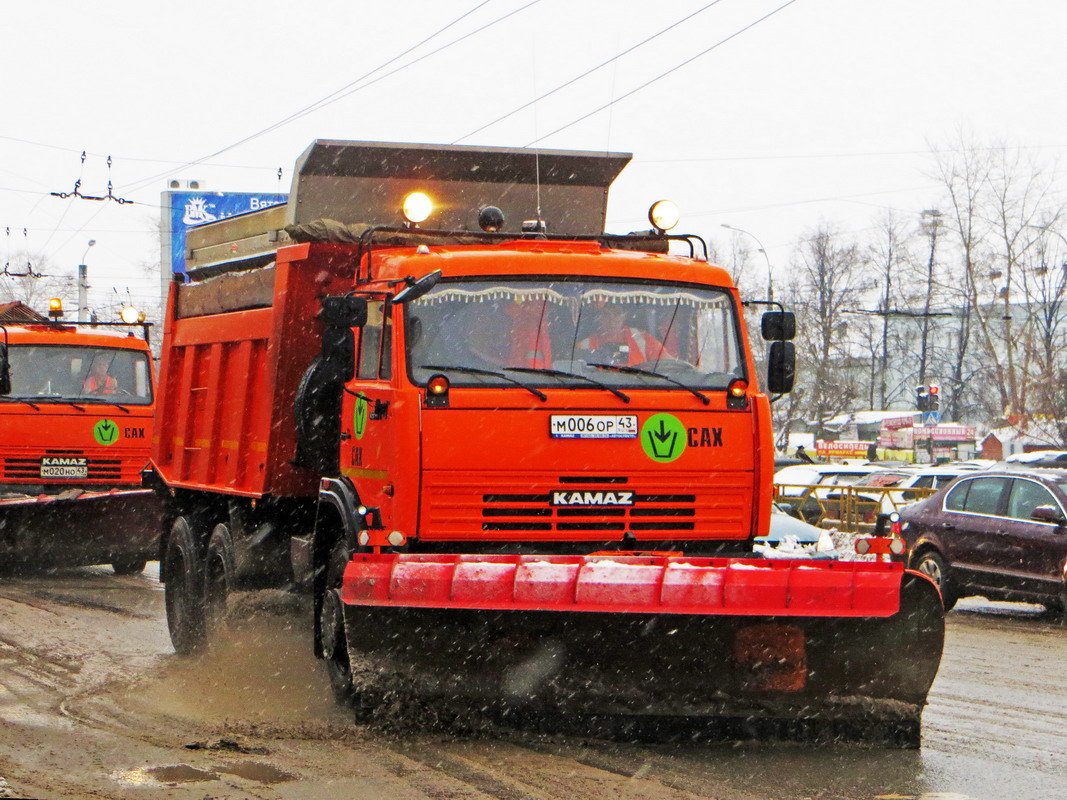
[113,761,295,787]
[129,590,350,732]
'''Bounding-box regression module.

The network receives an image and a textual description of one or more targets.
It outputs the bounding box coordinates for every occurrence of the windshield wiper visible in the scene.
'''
[34,398,87,412]
[0,397,41,411]
[77,397,130,413]
[588,362,709,405]
[504,366,630,404]
[420,364,547,401]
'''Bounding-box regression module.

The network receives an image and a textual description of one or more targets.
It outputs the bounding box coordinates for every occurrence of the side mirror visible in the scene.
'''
[320,296,368,328]
[321,327,355,383]
[761,310,796,341]
[1031,504,1065,525]
[0,342,10,396]
[392,269,442,305]
[767,340,795,394]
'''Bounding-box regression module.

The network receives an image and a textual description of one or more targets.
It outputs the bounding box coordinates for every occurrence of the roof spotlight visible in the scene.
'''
[119,305,143,324]
[402,192,433,225]
[648,200,680,233]
[478,206,505,232]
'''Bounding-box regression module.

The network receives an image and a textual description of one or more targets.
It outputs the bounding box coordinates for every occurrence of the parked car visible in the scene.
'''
[774,463,885,524]
[755,502,839,559]
[898,466,1067,611]
[839,464,984,518]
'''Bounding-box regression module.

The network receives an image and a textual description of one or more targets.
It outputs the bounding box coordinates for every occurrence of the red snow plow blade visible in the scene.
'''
[0,488,161,569]
[335,553,945,747]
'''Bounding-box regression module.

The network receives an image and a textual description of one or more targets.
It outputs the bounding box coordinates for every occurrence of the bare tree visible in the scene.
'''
[864,212,915,409]
[783,225,874,437]
[0,253,73,312]
[929,133,993,422]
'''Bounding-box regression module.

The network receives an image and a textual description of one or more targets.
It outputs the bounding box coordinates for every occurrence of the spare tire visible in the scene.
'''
[294,355,343,475]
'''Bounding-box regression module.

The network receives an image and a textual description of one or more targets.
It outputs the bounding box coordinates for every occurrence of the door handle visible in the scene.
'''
[940,522,953,529]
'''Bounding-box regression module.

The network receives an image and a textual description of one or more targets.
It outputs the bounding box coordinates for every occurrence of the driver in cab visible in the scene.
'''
[83,357,119,395]
[576,303,669,366]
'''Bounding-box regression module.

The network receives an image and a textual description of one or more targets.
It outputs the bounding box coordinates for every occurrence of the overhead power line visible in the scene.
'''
[526,0,803,146]
[117,1,542,195]
[452,0,727,144]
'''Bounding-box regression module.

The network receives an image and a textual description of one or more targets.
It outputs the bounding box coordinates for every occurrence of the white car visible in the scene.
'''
[839,464,984,517]
[755,502,839,559]
[773,463,886,523]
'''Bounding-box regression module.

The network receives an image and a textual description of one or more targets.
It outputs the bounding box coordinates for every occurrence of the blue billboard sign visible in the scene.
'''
[166,191,287,277]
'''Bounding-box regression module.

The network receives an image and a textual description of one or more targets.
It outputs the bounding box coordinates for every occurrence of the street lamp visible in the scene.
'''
[78,239,96,321]
[721,224,773,302]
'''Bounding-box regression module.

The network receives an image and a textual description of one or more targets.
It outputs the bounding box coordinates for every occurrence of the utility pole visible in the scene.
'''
[78,239,96,321]
[918,210,941,387]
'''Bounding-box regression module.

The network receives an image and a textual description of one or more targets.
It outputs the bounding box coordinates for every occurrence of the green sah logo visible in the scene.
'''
[353,396,368,440]
[641,413,686,463]
[93,419,120,446]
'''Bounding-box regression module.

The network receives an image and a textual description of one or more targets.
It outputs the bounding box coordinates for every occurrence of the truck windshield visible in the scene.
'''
[406,279,745,390]
[3,345,153,405]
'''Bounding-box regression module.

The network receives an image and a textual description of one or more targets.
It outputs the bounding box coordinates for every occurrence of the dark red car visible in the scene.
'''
[898,467,1067,611]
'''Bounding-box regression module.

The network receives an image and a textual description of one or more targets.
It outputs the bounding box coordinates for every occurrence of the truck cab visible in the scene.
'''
[338,240,774,554]
[0,321,154,491]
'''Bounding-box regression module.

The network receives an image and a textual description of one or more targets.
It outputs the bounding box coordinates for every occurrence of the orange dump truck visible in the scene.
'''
[0,308,159,572]
[151,140,944,746]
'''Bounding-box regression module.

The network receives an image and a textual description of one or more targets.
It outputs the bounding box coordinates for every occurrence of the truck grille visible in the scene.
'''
[2,450,126,482]
[422,472,751,541]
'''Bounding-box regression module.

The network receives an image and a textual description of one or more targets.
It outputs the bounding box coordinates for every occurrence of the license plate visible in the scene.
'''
[549,414,638,439]
[40,457,88,479]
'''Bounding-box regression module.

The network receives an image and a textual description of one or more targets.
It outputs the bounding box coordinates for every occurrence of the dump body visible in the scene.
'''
[0,322,159,568]
[151,139,944,746]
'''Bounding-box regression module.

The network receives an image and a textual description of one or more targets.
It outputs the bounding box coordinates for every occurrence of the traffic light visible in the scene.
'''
[928,384,940,412]
[915,385,928,411]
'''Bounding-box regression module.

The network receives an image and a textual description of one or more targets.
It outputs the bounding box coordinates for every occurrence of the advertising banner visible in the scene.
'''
[815,440,872,459]
[162,191,287,278]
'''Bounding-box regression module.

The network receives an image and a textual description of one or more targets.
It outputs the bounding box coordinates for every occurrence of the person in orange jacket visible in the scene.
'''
[576,303,669,366]
[82,357,118,395]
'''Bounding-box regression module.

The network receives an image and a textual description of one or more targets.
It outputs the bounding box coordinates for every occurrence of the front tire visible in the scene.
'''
[164,516,207,654]
[913,549,958,611]
[320,540,355,705]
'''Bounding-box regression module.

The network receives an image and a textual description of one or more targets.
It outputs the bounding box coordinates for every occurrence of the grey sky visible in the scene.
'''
[1,0,1063,317]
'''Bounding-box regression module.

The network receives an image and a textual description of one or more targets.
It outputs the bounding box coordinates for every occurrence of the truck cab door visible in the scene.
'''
[340,299,416,540]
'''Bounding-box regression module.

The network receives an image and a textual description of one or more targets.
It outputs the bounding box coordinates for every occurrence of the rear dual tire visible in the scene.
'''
[164,516,207,654]
[203,524,236,639]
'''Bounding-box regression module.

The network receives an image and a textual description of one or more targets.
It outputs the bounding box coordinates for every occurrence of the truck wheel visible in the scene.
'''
[320,540,354,705]
[203,523,236,639]
[111,556,147,575]
[164,516,207,654]
[914,550,958,611]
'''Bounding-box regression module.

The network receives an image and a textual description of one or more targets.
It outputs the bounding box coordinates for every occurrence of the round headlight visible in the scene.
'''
[402,192,433,225]
[648,200,680,233]
[119,306,142,324]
